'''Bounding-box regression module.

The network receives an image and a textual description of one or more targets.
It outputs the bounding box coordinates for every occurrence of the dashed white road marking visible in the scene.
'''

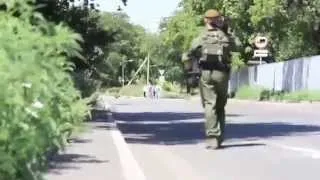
[110,129,147,180]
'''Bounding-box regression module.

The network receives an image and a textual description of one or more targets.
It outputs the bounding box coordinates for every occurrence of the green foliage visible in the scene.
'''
[118,84,145,97]
[162,81,180,92]
[230,52,246,70]
[164,66,185,83]
[33,0,185,95]
[161,81,188,99]
[30,0,320,96]
[235,85,320,103]
[281,90,320,102]
[33,1,149,96]
[161,0,320,65]
[0,1,89,179]
[99,12,150,86]
[72,70,102,97]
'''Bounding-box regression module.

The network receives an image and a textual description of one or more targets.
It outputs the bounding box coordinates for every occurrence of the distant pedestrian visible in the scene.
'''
[143,85,148,97]
[152,85,157,98]
[155,84,161,99]
[148,84,153,98]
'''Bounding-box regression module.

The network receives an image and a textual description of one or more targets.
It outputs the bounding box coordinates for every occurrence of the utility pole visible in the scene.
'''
[127,57,148,86]
[121,61,125,87]
[121,59,134,87]
[126,52,151,86]
[146,52,150,84]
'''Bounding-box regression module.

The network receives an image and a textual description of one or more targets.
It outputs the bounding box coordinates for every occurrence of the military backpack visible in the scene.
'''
[198,29,231,69]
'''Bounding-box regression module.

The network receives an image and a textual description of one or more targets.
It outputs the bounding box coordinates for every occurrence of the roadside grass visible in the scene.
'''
[234,85,320,103]
[118,84,145,97]
[281,90,320,102]
[234,85,266,100]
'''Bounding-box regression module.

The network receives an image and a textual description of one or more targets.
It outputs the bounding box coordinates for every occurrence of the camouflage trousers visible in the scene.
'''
[199,69,229,141]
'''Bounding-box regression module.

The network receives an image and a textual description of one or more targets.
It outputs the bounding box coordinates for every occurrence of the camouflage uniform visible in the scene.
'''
[187,9,238,149]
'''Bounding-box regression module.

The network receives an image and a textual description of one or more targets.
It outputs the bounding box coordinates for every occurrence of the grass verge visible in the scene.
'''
[234,85,320,103]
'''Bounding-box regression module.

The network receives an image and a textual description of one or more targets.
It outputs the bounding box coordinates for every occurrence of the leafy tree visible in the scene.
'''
[32,0,160,96]
[161,0,320,67]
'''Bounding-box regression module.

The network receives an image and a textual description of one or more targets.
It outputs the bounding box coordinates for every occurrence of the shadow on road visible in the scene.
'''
[220,142,266,149]
[46,136,109,174]
[113,112,242,122]
[69,137,93,144]
[49,153,108,166]
[113,111,320,146]
[47,153,108,175]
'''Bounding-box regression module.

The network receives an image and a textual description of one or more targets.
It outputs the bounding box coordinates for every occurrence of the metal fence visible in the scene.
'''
[228,55,320,94]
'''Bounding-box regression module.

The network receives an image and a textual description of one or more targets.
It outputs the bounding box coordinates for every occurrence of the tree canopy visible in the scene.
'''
[160,0,320,67]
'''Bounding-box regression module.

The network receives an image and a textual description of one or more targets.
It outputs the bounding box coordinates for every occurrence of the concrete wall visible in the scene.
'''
[229,55,320,94]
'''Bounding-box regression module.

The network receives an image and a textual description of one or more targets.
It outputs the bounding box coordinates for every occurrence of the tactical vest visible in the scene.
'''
[198,29,231,69]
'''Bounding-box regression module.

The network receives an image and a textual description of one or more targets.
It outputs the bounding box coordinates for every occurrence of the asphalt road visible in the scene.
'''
[112,98,320,180]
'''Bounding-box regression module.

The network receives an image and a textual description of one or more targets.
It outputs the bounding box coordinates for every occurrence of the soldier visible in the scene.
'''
[187,9,238,149]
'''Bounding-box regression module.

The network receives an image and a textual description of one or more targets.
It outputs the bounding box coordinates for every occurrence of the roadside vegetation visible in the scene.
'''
[235,86,320,103]
[0,1,89,180]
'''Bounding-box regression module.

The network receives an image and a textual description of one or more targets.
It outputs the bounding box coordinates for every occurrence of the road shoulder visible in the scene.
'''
[44,95,126,180]
[43,121,125,180]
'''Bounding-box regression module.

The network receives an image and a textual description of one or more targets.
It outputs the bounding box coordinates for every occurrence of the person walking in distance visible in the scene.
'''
[187,9,239,149]
[143,84,148,98]
[155,84,161,99]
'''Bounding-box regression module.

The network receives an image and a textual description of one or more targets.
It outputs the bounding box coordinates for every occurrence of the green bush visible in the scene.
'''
[162,81,180,92]
[0,1,89,180]
[72,70,102,98]
[235,85,267,100]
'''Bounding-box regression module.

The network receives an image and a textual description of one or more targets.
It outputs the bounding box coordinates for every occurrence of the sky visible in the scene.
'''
[95,0,181,33]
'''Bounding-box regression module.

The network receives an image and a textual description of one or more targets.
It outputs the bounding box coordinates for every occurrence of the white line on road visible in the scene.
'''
[110,129,147,180]
[269,142,320,159]
[223,139,320,159]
